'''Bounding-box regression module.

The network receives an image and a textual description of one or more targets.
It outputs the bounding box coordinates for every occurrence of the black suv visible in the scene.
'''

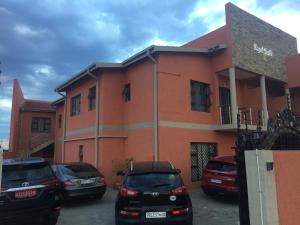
[0,157,61,225]
[115,161,193,225]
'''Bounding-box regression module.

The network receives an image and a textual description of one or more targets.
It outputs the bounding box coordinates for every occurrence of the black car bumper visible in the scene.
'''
[64,184,106,198]
[117,218,192,225]
[116,211,193,225]
[0,207,60,225]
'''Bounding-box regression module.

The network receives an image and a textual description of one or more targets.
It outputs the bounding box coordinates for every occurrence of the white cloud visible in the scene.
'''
[14,24,40,36]
[150,37,181,46]
[0,6,14,16]
[0,98,12,109]
[189,0,300,50]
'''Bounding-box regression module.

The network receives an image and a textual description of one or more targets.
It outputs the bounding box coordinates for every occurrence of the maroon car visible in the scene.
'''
[201,156,237,195]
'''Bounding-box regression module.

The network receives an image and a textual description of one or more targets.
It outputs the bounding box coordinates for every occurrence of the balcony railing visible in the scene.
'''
[219,105,266,126]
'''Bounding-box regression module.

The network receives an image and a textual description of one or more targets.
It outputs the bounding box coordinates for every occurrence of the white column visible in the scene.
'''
[285,88,292,110]
[229,68,238,124]
[260,76,268,126]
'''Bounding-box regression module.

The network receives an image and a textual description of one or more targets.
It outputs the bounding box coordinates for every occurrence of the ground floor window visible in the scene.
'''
[191,143,217,182]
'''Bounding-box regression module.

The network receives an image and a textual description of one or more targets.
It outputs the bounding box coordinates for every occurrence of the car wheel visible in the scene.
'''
[43,215,59,225]
[95,193,104,200]
[202,188,213,196]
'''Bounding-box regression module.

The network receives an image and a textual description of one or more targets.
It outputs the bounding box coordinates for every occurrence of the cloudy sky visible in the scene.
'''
[0,0,299,149]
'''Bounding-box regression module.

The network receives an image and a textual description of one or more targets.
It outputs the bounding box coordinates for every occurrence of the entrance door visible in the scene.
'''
[219,87,231,124]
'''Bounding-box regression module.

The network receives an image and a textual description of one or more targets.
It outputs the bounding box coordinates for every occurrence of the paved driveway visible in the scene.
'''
[57,189,239,225]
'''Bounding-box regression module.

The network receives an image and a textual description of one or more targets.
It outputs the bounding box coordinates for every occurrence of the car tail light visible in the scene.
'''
[120,187,139,198]
[120,210,140,217]
[43,179,61,187]
[171,186,187,196]
[96,177,105,184]
[52,206,61,212]
[171,208,189,216]
[63,181,76,187]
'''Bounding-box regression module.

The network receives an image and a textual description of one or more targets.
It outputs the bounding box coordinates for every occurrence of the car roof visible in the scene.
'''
[3,157,47,166]
[210,156,236,164]
[129,161,177,175]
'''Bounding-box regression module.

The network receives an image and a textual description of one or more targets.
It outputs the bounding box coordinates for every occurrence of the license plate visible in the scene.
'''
[81,179,94,185]
[210,179,222,184]
[146,212,166,219]
[15,189,37,199]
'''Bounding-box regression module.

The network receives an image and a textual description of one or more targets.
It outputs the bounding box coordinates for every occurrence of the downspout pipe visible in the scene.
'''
[147,49,159,161]
[87,70,100,169]
[56,91,66,163]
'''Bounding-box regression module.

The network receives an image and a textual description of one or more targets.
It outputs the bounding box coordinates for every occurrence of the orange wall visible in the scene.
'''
[159,127,235,189]
[54,102,64,163]
[183,25,233,72]
[8,80,25,155]
[18,111,55,151]
[158,53,217,124]
[274,151,300,225]
[291,88,300,113]
[287,54,300,89]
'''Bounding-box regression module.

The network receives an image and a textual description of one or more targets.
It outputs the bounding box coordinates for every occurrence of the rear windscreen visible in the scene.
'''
[2,163,54,185]
[125,173,181,190]
[206,161,236,172]
[59,164,98,176]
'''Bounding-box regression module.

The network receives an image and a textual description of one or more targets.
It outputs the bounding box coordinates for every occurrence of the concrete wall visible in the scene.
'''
[226,3,298,82]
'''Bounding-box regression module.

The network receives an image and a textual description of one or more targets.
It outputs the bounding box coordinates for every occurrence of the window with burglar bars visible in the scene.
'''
[88,86,96,110]
[31,117,51,132]
[191,143,217,182]
[191,80,211,112]
[71,94,81,116]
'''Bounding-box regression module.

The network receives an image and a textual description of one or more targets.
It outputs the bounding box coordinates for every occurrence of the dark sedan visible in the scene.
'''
[51,162,106,200]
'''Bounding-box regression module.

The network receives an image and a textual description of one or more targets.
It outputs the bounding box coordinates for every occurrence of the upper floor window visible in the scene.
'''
[191,80,211,112]
[58,114,62,128]
[31,117,51,132]
[71,94,81,116]
[122,83,131,102]
[88,86,96,110]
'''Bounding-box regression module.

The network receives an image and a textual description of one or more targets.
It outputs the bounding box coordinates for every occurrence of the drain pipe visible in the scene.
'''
[57,92,66,163]
[147,49,158,161]
[256,149,264,225]
[87,70,100,169]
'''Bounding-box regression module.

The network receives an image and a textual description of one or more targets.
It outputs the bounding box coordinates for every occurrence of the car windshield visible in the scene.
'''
[206,161,236,172]
[59,164,98,177]
[125,173,181,191]
[2,163,54,185]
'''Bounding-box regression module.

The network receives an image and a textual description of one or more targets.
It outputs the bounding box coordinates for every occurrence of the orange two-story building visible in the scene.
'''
[51,3,300,188]
[7,3,300,188]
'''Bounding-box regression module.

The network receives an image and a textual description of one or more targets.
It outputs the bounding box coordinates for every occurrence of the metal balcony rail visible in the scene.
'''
[219,105,266,126]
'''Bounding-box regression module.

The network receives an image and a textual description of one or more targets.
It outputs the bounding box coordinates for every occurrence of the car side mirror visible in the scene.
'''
[117,170,125,176]
[176,169,181,174]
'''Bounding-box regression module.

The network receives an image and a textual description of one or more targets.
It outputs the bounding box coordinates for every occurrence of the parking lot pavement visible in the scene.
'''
[57,188,239,225]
